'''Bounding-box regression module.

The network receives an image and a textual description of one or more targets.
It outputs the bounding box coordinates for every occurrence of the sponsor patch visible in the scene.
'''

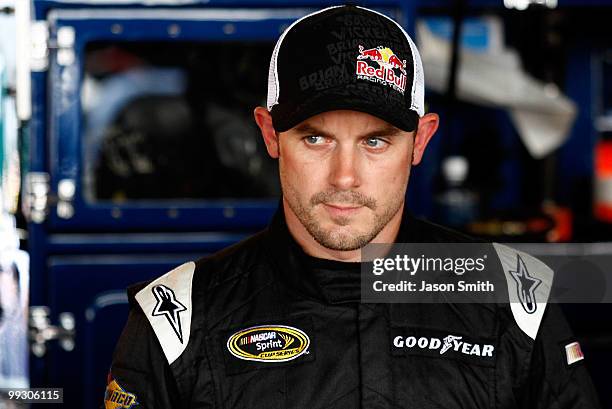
[565,341,585,365]
[356,45,407,94]
[227,325,310,363]
[151,284,187,343]
[391,327,496,367]
[509,254,542,314]
[104,378,138,409]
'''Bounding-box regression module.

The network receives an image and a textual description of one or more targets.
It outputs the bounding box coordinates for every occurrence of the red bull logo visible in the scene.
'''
[357,45,384,63]
[356,45,407,94]
[388,54,406,74]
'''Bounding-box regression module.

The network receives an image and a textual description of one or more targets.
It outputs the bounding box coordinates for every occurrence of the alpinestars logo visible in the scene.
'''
[152,285,187,343]
[509,254,542,314]
[356,45,407,94]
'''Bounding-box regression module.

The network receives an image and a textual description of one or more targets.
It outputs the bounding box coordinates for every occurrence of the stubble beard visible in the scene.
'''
[283,184,404,251]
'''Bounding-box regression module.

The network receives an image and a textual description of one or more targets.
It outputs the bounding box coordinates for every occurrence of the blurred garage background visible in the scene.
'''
[0,0,611,407]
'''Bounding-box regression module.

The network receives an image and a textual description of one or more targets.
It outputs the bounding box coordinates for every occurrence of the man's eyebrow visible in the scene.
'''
[292,123,403,139]
[292,124,332,138]
[361,125,403,139]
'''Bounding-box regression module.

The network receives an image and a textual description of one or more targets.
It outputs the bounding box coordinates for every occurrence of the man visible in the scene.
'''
[105,5,601,408]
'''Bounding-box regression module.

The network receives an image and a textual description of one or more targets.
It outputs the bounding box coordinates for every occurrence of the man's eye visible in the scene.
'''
[304,135,325,144]
[364,137,387,148]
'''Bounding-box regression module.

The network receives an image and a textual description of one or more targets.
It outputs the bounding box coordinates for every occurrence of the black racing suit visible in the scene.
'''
[106,207,601,408]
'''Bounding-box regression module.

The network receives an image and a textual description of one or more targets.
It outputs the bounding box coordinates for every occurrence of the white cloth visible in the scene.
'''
[417,21,577,159]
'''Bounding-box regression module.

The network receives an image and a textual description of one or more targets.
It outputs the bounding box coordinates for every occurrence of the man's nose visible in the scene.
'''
[328,145,361,190]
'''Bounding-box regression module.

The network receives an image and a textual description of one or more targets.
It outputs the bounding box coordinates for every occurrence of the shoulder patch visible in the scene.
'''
[565,341,585,365]
[104,377,138,409]
[492,243,553,340]
[135,261,195,364]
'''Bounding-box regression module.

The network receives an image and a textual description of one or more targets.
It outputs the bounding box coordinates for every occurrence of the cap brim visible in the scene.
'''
[270,84,420,133]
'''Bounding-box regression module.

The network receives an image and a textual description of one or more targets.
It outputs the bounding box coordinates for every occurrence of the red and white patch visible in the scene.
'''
[565,341,584,365]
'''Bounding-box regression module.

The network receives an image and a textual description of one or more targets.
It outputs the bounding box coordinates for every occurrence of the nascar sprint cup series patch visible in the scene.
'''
[227,325,310,362]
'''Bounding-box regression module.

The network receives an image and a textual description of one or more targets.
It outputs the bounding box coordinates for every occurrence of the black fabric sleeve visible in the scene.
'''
[104,306,181,409]
[521,304,602,409]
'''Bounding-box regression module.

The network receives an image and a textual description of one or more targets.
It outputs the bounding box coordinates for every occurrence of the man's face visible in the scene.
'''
[277,110,414,251]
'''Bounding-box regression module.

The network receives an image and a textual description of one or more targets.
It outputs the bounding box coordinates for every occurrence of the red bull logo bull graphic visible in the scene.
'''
[356,45,407,94]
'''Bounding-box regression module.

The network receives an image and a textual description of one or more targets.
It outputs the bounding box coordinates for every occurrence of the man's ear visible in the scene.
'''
[412,113,439,165]
[254,106,280,158]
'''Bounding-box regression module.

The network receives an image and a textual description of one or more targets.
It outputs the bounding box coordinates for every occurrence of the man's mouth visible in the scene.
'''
[323,203,363,217]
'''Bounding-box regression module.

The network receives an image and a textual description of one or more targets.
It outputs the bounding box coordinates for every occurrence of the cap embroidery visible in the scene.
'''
[356,45,407,94]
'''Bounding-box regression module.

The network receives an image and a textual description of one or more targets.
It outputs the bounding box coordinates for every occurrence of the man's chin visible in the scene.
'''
[316,217,364,233]
[310,225,375,251]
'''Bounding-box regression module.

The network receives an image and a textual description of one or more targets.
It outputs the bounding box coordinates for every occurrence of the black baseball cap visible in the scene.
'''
[266,5,425,133]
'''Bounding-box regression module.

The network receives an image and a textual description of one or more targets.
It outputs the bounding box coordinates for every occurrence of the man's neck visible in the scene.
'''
[283,199,404,262]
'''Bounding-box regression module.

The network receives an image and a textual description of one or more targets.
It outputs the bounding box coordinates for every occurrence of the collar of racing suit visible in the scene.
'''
[263,202,420,304]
